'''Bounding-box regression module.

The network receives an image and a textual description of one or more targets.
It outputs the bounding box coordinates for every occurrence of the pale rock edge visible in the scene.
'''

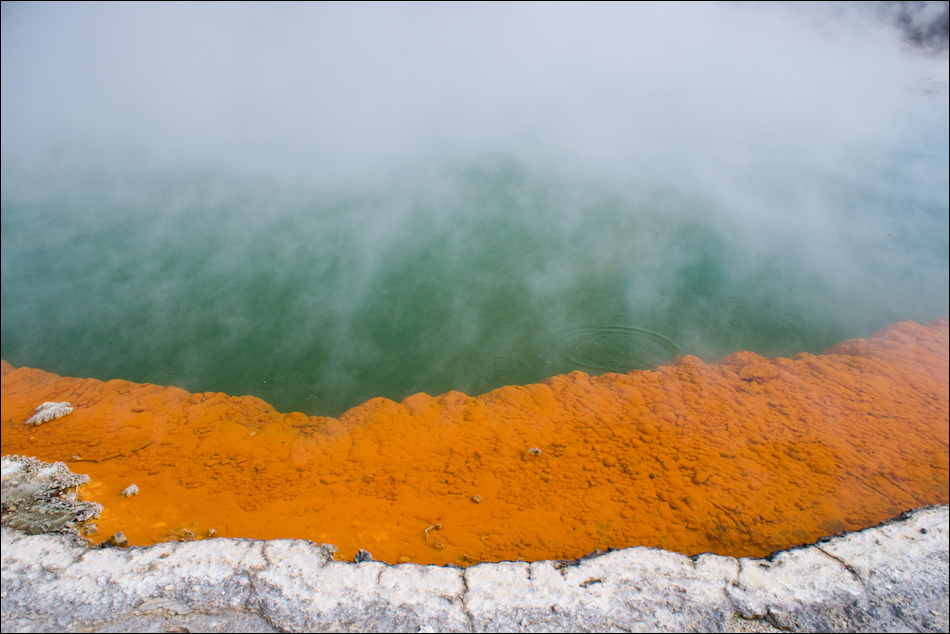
[1,456,947,633]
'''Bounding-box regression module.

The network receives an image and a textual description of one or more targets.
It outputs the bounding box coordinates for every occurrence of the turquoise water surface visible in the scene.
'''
[2,4,948,417]
[3,122,947,417]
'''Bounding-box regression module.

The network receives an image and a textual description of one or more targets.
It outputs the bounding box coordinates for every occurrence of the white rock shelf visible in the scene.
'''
[1,456,947,633]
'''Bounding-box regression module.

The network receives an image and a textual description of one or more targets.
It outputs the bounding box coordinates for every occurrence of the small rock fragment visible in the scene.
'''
[206,528,218,538]
[121,484,139,497]
[472,495,483,503]
[26,402,73,426]
[177,528,197,541]
[105,531,130,548]
[354,549,373,563]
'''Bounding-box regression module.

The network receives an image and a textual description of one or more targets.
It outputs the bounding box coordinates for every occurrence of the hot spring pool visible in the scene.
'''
[2,4,948,417]
[2,146,947,417]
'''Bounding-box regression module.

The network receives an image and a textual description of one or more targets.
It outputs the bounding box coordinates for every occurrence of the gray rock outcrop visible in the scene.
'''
[0,455,101,539]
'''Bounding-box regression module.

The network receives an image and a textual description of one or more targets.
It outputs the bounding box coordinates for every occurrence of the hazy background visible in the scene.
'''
[2,2,948,416]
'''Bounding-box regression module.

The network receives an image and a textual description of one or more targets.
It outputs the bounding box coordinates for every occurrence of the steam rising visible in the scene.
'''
[2,2,948,415]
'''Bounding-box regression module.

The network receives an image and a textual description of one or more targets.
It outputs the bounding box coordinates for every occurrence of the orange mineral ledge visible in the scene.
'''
[2,317,948,566]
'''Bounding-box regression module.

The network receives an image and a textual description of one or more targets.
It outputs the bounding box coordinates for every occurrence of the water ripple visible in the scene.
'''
[556,326,680,374]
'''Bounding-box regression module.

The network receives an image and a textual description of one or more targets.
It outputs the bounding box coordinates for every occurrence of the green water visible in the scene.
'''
[2,135,948,417]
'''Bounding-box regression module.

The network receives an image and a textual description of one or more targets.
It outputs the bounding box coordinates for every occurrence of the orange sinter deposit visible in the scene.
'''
[2,318,948,566]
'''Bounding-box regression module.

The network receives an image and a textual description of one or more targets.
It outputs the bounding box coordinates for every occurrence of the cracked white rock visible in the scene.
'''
[25,402,73,426]
[1,506,947,632]
[122,484,139,497]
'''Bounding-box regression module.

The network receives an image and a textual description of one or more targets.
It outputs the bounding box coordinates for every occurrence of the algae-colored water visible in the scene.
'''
[2,4,947,417]
[2,145,947,418]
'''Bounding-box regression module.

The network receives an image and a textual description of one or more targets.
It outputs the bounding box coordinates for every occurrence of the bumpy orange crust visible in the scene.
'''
[2,318,947,565]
